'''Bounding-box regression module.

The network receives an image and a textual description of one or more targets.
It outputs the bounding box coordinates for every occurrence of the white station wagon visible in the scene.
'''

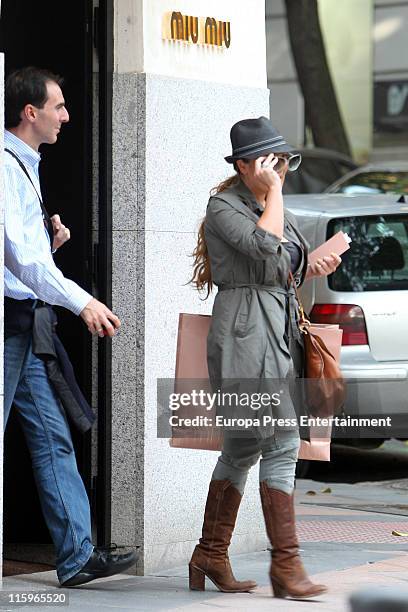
[286,193,408,448]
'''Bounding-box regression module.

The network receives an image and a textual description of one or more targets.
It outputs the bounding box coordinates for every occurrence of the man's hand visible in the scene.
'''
[80,298,121,338]
[51,214,71,251]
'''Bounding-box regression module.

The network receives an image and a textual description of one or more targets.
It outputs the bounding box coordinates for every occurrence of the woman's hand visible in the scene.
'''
[254,154,285,239]
[254,154,282,191]
[306,252,342,279]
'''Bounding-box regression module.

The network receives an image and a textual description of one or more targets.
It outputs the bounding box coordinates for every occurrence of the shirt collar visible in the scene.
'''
[4,130,41,168]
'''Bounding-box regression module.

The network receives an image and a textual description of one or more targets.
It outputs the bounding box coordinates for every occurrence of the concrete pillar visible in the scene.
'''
[110,0,270,573]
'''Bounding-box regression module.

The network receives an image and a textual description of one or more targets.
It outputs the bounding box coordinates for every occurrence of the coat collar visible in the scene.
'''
[213,177,309,285]
[230,178,265,215]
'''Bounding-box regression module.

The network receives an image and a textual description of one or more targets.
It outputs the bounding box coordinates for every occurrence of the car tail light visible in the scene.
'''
[309,304,368,346]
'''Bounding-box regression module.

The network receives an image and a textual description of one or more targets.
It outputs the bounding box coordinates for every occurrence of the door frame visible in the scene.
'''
[95,0,114,547]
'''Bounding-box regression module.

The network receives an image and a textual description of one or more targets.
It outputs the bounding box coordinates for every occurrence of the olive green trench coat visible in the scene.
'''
[205,178,309,438]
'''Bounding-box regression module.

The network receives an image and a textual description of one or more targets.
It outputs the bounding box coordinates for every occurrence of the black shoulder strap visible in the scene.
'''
[5,148,54,247]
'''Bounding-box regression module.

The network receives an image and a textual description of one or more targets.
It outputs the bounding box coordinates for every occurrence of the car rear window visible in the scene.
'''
[335,171,408,195]
[327,215,408,291]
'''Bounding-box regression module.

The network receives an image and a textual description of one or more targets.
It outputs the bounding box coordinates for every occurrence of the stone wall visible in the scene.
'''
[110,71,270,572]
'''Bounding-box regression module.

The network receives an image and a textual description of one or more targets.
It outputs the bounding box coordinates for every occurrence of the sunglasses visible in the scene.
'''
[274,154,302,173]
[240,153,302,172]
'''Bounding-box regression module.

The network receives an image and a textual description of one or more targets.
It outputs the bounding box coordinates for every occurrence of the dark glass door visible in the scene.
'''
[0,0,94,561]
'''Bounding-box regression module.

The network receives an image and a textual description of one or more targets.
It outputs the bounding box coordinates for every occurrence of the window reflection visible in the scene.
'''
[337,172,408,195]
[328,215,408,291]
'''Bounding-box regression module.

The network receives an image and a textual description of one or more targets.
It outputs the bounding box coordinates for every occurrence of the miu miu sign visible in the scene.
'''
[162,12,231,48]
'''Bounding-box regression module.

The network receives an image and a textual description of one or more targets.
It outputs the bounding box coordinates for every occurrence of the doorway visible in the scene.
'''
[0,0,101,569]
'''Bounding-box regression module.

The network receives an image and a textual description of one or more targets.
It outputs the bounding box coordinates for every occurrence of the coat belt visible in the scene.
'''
[217,283,301,341]
[217,283,295,295]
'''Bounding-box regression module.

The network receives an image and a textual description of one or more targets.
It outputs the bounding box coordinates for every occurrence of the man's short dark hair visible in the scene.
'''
[5,66,63,129]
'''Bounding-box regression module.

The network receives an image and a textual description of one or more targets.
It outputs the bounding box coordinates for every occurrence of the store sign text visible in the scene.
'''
[163,12,231,48]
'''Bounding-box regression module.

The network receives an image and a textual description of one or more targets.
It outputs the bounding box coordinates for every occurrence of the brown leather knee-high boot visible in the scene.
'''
[189,480,257,593]
[260,482,327,599]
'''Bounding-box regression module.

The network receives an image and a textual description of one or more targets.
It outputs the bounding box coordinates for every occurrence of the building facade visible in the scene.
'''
[0,0,271,576]
[110,0,271,574]
[372,0,408,158]
[266,0,408,162]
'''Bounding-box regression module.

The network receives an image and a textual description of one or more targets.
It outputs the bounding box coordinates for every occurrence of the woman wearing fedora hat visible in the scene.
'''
[189,117,341,599]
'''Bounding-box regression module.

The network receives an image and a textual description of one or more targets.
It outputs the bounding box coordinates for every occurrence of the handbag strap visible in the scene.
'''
[288,271,310,330]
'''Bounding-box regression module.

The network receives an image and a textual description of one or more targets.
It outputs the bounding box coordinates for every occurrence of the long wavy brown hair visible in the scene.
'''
[190,172,240,298]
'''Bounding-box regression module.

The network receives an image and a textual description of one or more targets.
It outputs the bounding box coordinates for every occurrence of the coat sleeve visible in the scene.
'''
[206,196,282,260]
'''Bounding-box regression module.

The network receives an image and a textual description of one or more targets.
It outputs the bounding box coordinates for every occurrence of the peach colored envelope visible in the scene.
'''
[171,314,342,461]
[308,231,351,267]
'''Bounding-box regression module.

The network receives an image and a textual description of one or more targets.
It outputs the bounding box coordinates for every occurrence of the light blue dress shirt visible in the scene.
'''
[4,130,92,315]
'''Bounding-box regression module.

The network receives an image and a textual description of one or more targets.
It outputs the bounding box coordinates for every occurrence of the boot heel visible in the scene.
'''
[189,564,205,591]
[271,579,287,598]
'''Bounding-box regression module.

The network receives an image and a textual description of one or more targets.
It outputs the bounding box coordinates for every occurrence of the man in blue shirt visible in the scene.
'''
[4,67,137,586]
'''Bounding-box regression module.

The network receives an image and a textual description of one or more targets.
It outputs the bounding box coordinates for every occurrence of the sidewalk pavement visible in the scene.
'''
[3,477,408,611]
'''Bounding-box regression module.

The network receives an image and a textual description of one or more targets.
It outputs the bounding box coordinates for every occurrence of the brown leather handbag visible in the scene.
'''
[290,273,346,418]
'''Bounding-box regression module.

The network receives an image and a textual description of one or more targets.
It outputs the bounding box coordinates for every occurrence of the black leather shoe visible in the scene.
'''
[61,546,138,587]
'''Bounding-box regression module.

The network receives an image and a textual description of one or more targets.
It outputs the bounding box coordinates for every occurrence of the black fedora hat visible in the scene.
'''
[225,116,299,165]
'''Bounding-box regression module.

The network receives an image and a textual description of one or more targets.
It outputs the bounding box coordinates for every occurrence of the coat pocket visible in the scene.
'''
[232,287,249,337]
[232,288,258,338]
[234,312,251,337]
